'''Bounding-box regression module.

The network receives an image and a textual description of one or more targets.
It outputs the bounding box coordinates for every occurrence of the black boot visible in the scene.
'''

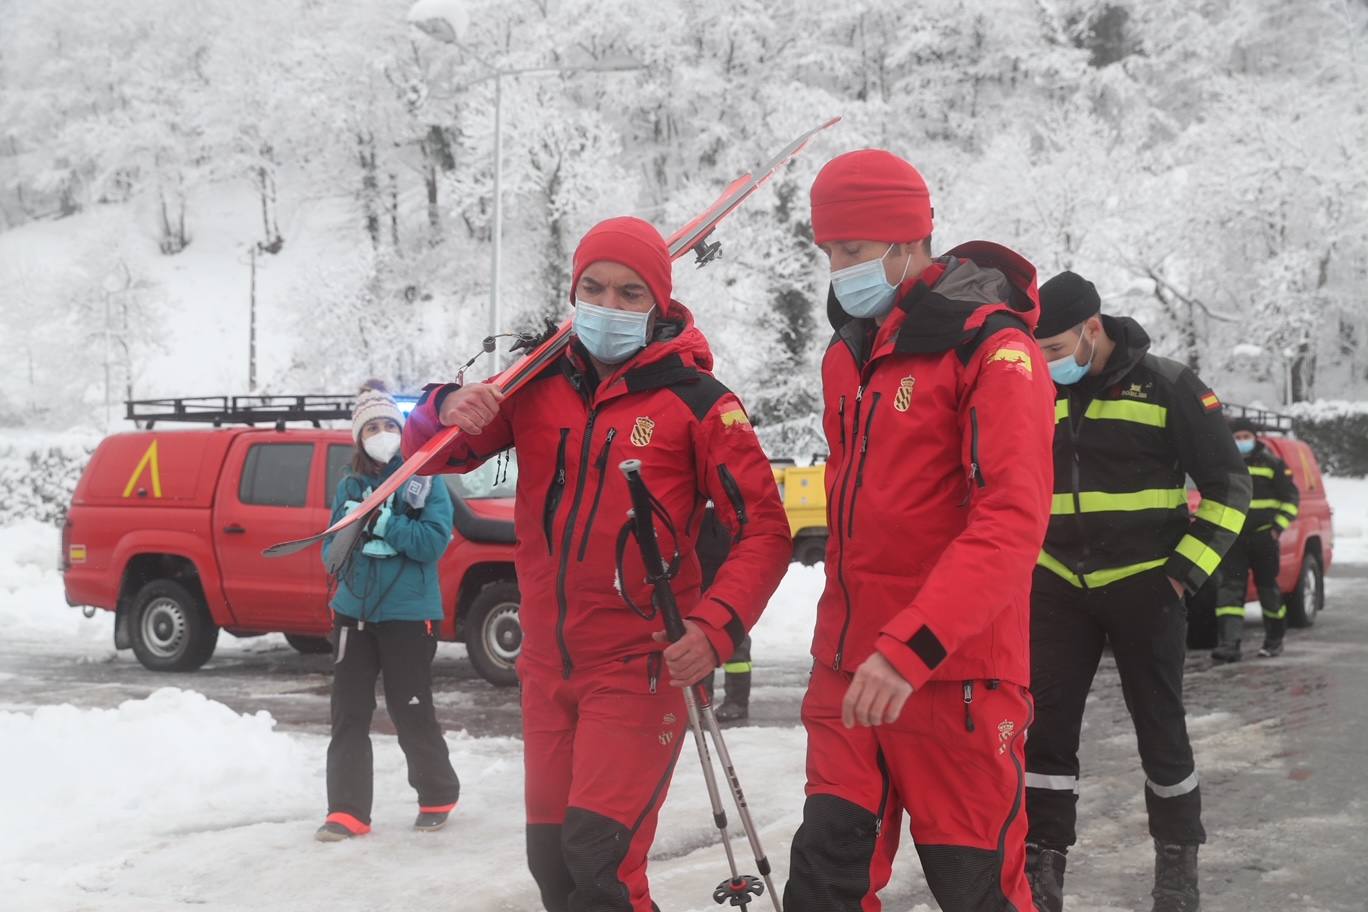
[1152,841,1199,912]
[715,670,751,723]
[1025,842,1066,912]
[1257,587,1285,657]
[1210,615,1243,663]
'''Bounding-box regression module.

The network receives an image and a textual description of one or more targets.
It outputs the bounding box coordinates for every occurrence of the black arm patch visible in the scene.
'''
[907,625,948,670]
[953,311,1031,366]
[711,597,747,652]
[662,371,732,421]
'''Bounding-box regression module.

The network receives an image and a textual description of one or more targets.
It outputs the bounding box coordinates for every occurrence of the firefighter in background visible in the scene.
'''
[1211,417,1300,661]
[695,506,752,722]
[1024,272,1251,912]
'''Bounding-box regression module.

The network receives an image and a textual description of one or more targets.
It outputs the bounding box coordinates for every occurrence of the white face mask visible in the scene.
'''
[363,431,401,465]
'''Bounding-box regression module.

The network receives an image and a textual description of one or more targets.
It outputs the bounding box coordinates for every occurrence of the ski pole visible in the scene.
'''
[618,459,781,912]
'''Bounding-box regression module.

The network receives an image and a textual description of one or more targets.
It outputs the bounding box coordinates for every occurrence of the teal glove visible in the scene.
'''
[362,505,399,559]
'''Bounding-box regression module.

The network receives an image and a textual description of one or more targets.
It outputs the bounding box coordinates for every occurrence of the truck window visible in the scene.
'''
[324,444,354,504]
[239,443,313,507]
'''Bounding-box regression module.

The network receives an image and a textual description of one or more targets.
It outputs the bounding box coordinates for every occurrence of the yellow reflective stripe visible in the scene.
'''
[1263,604,1287,620]
[1175,534,1221,576]
[1084,399,1168,428]
[1274,514,1291,529]
[1249,498,1281,510]
[1195,499,1246,534]
[1036,550,1167,588]
[1215,605,1247,618]
[1037,550,1082,587]
[1279,502,1300,517]
[723,661,752,674]
[1247,465,1276,478]
[1051,488,1186,515]
[1083,559,1168,588]
[1055,399,1069,423]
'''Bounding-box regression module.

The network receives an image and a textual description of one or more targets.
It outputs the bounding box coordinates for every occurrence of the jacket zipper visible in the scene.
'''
[963,680,976,732]
[543,428,570,555]
[846,392,883,538]
[969,406,987,489]
[555,410,598,679]
[716,464,748,531]
[1066,392,1091,585]
[576,428,618,561]
[831,385,864,669]
[836,395,847,448]
[873,749,891,836]
[647,653,661,694]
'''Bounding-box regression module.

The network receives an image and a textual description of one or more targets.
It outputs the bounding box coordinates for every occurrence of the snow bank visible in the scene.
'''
[1325,476,1368,565]
[0,519,108,644]
[0,688,314,862]
[748,562,822,665]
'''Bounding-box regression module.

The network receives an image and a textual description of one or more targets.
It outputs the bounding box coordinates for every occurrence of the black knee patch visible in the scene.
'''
[783,794,880,911]
[561,807,633,911]
[527,824,574,912]
[915,844,1013,912]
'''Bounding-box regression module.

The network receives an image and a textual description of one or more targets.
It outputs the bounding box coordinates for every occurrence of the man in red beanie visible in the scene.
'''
[783,150,1057,912]
[403,216,791,912]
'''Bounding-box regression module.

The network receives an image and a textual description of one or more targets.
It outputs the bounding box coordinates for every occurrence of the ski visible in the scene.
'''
[263,116,841,562]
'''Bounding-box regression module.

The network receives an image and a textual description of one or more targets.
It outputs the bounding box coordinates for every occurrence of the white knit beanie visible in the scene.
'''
[352,381,403,442]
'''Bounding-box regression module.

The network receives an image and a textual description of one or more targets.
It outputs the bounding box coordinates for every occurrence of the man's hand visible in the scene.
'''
[438,384,505,435]
[652,620,718,687]
[842,652,913,728]
[1167,577,1186,599]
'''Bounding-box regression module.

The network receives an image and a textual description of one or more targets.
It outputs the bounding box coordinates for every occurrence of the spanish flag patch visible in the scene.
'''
[987,342,1033,375]
[1200,391,1221,412]
[720,408,751,429]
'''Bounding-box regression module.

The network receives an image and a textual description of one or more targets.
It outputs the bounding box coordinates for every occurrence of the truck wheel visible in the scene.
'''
[794,534,828,567]
[465,580,521,688]
[285,634,332,655]
[1286,552,1323,629]
[1185,578,1218,650]
[129,579,219,672]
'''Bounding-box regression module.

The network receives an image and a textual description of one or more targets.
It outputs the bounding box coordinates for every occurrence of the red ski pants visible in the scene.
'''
[521,655,687,912]
[784,662,1034,912]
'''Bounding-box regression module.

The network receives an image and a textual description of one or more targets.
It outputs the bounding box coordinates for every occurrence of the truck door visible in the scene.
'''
[214,437,330,630]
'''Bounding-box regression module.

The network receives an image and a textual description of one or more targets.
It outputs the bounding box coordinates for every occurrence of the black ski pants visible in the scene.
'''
[326,616,460,825]
[1025,567,1205,849]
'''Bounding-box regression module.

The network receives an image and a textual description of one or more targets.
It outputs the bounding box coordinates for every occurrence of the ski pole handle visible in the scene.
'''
[618,459,687,643]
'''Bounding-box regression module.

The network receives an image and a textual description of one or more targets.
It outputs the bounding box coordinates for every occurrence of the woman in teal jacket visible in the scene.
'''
[315,382,460,842]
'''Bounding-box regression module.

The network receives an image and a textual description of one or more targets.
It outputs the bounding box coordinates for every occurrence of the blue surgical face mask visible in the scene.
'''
[831,244,912,320]
[573,299,654,364]
[1236,438,1256,455]
[1048,328,1095,385]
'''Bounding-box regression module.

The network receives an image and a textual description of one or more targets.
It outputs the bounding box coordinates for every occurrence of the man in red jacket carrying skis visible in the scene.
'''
[783,150,1056,912]
[403,216,791,912]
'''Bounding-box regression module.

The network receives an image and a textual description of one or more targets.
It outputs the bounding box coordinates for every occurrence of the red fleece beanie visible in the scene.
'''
[810,149,934,245]
[570,217,673,313]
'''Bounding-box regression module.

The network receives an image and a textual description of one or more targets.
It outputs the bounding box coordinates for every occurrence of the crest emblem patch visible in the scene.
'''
[631,417,656,447]
[894,376,916,412]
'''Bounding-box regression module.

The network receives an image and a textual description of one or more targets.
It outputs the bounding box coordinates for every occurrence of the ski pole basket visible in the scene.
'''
[126,395,356,430]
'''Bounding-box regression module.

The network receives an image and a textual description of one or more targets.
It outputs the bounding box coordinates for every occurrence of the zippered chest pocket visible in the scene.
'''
[543,428,570,553]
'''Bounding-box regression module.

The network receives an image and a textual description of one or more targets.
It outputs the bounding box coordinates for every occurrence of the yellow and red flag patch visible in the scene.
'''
[1200,392,1221,412]
[987,342,1033,376]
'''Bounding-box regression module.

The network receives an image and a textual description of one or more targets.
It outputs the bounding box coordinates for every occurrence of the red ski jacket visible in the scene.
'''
[815,242,1055,690]
[404,305,791,678]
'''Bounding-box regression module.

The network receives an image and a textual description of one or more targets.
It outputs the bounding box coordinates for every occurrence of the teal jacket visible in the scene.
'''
[322,457,454,623]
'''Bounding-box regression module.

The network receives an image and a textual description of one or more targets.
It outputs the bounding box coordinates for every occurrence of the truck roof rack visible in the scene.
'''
[1225,402,1294,434]
[126,395,357,430]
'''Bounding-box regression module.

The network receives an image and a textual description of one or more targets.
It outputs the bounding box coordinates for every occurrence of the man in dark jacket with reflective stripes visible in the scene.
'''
[1211,417,1301,661]
[1024,271,1251,912]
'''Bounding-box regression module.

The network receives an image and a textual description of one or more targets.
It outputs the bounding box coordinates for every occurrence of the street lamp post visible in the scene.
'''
[408,0,642,369]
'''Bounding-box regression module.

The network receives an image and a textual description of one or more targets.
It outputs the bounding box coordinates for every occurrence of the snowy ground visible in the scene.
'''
[3,484,1368,911]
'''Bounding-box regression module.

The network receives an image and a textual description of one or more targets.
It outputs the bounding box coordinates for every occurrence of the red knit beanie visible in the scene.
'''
[810,149,934,245]
[570,217,673,313]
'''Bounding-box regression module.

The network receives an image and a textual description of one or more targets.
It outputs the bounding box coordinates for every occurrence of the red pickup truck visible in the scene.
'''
[60,397,523,685]
[1186,410,1335,648]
